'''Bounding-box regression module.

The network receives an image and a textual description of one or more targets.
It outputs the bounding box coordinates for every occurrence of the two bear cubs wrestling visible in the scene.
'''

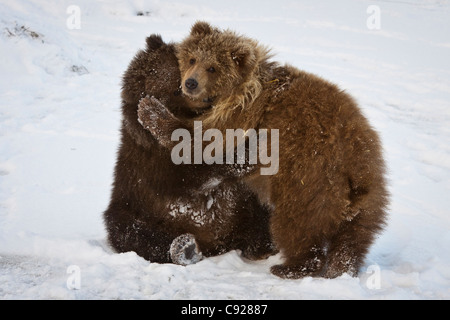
[103,22,389,279]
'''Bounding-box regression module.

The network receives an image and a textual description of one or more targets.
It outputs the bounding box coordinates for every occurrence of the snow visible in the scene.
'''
[1,0,449,300]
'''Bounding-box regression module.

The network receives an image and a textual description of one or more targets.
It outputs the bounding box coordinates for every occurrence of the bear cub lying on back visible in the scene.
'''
[103,34,275,266]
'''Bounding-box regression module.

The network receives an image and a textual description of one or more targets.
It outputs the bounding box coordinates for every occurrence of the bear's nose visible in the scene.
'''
[185,78,198,90]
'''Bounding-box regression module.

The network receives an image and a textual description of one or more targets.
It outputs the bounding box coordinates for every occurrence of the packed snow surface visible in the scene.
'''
[1,0,449,299]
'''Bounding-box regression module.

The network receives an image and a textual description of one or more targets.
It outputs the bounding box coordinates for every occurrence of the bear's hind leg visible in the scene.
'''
[268,193,334,279]
[104,202,174,263]
[323,168,388,278]
[323,208,385,279]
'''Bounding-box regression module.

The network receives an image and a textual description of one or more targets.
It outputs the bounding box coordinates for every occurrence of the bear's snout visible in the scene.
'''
[185,78,198,90]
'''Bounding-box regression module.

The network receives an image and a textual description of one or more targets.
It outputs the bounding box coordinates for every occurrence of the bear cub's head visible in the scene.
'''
[122,35,178,106]
[122,34,206,118]
[177,21,265,110]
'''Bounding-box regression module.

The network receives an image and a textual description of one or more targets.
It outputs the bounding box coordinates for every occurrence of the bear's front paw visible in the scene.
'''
[138,96,173,122]
[170,233,203,266]
[137,96,177,148]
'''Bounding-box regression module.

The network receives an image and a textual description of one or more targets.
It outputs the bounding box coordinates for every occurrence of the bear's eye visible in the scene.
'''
[189,58,196,65]
[207,67,216,73]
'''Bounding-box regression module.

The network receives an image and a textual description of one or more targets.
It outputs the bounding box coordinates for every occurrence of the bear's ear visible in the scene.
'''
[146,34,164,50]
[190,21,214,37]
[231,44,257,76]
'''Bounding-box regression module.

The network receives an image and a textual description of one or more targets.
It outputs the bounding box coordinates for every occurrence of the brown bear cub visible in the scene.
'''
[139,22,389,279]
[103,34,275,265]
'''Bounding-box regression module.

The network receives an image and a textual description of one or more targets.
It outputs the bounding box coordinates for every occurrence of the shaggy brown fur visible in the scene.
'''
[103,34,275,264]
[141,22,389,279]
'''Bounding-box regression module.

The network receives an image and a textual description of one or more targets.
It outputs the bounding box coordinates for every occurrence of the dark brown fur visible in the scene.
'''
[140,23,389,278]
[103,34,275,263]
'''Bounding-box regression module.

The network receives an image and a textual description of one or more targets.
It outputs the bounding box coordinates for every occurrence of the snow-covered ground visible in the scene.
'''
[1,0,449,300]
